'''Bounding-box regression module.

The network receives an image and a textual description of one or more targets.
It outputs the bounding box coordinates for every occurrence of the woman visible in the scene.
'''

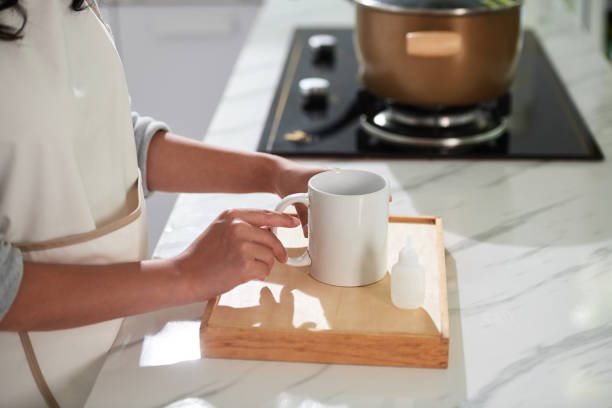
[0,1,322,406]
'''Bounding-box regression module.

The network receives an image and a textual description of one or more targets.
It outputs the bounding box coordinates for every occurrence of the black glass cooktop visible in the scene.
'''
[257,28,603,160]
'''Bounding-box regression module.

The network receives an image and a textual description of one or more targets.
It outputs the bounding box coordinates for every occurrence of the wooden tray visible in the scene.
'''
[200,216,449,368]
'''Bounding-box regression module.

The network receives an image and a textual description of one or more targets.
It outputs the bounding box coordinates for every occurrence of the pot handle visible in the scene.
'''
[405,31,462,57]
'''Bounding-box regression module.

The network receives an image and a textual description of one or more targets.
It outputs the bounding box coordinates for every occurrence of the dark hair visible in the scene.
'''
[0,0,87,41]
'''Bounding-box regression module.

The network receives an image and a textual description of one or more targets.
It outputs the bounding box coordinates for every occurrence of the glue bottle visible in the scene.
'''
[391,236,425,309]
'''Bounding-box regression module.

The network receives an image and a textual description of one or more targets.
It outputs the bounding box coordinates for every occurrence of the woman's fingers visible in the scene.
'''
[246,259,271,281]
[242,242,277,268]
[244,225,288,263]
[223,208,299,228]
[221,208,299,264]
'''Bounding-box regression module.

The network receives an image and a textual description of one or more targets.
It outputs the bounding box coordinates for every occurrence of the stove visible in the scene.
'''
[257,28,604,160]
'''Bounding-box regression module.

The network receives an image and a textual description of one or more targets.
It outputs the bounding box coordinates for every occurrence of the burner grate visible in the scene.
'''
[360,113,507,149]
[359,93,510,149]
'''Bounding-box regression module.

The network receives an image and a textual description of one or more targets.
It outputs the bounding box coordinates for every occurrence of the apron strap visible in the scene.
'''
[19,332,60,408]
[14,178,142,252]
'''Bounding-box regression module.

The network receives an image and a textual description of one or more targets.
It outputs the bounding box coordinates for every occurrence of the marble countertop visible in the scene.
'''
[86,1,612,407]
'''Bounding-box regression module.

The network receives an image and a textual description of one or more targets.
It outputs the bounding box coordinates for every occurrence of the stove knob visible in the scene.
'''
[299,77,330,111]
[308,34,337,65]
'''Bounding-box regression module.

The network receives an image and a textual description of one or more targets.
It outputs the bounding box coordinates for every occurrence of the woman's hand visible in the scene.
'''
[272,158,328,236]
[173,209,300,300]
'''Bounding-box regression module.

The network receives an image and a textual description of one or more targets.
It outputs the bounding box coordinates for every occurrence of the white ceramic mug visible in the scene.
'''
[273,169,389,287]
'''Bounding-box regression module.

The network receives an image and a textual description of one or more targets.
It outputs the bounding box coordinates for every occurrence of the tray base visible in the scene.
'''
[201,216,449,368]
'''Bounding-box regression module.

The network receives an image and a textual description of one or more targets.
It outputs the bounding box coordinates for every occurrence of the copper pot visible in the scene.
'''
[354,0,523,106]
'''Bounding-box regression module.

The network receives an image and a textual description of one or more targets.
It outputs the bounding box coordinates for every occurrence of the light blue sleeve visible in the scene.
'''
[131,112,170,197]
[0,217,23,322]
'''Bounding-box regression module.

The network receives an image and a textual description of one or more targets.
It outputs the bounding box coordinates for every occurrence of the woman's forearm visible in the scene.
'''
[0,208,303,332]
[146,131,285,194]
[0,259,196,331]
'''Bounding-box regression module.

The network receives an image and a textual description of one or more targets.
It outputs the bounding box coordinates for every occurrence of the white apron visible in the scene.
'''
[0,1,147,407]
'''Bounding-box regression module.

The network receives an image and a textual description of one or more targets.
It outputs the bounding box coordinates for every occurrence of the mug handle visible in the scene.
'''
[271,193,312,267]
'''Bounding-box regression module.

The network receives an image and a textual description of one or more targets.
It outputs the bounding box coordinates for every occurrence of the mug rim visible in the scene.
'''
[308,169,389,198]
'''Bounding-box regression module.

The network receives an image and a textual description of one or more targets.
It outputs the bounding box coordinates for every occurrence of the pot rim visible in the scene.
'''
[353,0,522,16]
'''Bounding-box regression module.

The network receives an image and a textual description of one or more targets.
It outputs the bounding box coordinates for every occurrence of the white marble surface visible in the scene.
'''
[86,1,612,407]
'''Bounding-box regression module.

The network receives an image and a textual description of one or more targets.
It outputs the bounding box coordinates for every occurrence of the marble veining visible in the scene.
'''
[460,322,612,407]
[447,194,581,253]
[85,1,612,407]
